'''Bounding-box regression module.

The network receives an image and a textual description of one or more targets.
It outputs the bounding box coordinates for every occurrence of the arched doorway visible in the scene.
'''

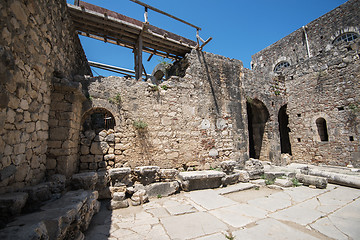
[247,99,269,159]
[278,105,292,155]
[82,107,116,133]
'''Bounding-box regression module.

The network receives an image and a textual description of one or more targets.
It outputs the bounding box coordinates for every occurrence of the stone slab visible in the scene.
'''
[311,197,360,240]
[160,211,228,240]
[269,198,324,225]
[145,181,179,197]
[165,204,196,216]
[186,189,237,210]
[215,182,255,195]
[247,192,292,212]
[233,218,319,240]
[178,171,225,180]
[209,204,268,228]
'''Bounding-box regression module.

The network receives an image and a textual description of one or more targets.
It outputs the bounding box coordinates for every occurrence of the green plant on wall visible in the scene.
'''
[133,120,148,129]
[150,85,159,92]
[161,85,168,90]
[108,93,122,105]
[348,103,359,113]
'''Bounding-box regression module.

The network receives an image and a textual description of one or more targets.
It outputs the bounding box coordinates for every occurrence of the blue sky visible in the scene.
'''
[70,0,347,76]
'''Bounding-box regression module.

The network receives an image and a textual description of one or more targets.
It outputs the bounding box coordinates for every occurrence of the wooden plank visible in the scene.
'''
[74,23,186,57]
[70,10,192,53]
[130,0,201,30]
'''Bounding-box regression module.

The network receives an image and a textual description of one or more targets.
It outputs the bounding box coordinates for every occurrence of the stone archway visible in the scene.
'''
[81,107,116,133]
[79,107,117,172]
[246,99,269,159]
[278,104,292,155]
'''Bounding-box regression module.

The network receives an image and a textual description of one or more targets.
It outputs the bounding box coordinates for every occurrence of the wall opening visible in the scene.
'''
[316,117,329,142]
[247,99,269,159]
[82,107,116,132]
[278,105,292,155]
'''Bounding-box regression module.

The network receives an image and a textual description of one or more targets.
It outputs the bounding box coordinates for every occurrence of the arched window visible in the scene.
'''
[333,32,359,44]
[274,61,290,73]
[316,118,328,142]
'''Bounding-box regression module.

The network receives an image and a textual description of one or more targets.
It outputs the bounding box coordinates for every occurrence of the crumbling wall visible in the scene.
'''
[243,0,360,166]
[285,39,360,167]
[251,0,360,76]
[79,51,248,170]
[0,0,90,193]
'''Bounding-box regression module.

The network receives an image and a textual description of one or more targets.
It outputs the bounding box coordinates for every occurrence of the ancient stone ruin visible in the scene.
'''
[0,0,359,239]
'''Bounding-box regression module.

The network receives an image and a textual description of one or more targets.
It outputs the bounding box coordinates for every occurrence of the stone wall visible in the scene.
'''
[79,51,248,170]
[243,0,360,166]
[251,0,360,75]
[0,0,90,193]
[285,38,360,167]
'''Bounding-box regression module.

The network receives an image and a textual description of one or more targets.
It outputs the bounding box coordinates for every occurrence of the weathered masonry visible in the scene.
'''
[0,0,359,197]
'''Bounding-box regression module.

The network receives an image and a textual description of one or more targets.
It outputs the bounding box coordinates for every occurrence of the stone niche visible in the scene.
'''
[79,108,118,171]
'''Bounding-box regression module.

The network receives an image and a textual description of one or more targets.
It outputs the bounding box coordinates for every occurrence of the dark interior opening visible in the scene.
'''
[247,99,269,159]
[82,108,115,133]
[316,118,329,142]
[278,105,292,155]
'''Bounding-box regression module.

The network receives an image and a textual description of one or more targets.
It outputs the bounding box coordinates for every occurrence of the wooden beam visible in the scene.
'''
[130,0,201,30]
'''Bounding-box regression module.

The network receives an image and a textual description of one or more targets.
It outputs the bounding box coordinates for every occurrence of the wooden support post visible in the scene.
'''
[135,33,143,80]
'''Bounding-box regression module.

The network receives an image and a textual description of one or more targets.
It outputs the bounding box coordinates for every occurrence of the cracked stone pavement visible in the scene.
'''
[85,183,360,240]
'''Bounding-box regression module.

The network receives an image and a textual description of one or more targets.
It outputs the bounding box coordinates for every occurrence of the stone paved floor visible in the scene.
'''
[85,183,360,240]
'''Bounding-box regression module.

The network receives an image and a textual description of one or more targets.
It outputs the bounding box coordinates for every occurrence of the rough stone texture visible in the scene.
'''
[220,160,237,174]
[0,0,90,194]
[108,167,132,186]
[134,166,160,185]
[222,173,240,187]
[296,173,328,189]
[145,181,180,197]
[159,169,179,182]
[179,170,226,191]
[81,50,247,170]
[244,0,360,167]
[0,190,99,240]
[236,170,250,182]
[0,192,28,227]
[245,159,264,179]
[71,172,98,190]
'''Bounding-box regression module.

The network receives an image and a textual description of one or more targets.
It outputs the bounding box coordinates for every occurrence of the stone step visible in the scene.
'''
[0,190,100,240]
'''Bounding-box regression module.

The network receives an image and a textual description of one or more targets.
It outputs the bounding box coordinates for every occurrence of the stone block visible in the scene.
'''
[264,172,286,181]
[296,173,327,189]
[274,178,293,188]
[131,189,148,205]
[23,183,51,205]
[159,169,179,182]
[0,192,28,221]
[220,160,237,174]
[235,170,250,182]
[245,159,264,179]
[89,162,98,170]
[71,172,98,190]
[0,190,99,239]
[90,141,109,155]
[105,133,114,142]
[84,130,96,141]
[134,166,160,185]
[0,164,16,181]
[80,155,94,163]
[112,192,126,201]
[145,181,180,197]
[80,145,90,155]
[109,199,129,209]
[96,171,110,199]
[104,154,115,161]
[179,171,226,191]
[108,167,132,186]
[221,173,240,187]
[47,174,66,193]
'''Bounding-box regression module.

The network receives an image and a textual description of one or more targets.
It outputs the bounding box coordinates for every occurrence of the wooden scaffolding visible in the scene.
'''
[68,0,211,79]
